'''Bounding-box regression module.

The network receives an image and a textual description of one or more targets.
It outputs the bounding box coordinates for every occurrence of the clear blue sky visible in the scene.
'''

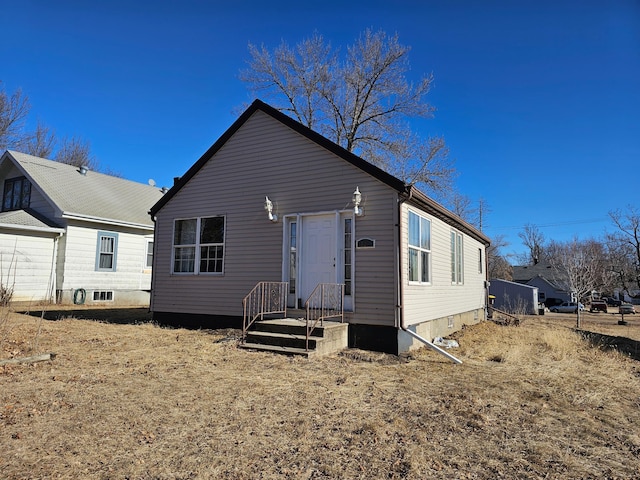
[2,0,638,259]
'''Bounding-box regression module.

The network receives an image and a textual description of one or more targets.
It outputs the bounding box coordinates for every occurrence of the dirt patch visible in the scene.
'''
[2,308,640,479]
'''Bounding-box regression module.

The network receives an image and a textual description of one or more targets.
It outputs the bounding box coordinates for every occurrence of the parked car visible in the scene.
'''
[544,298,564,308]
[589,300,608,313]
[550,302,585,313]
[605,297,622,307]
[619,304,637,315]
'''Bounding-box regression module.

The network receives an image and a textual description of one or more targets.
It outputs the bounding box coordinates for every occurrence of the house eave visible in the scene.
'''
[0,223,65,235]
[403,186,491,246]
[61,212,154,230]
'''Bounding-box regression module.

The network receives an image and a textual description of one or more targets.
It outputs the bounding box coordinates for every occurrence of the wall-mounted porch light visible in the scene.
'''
[264,196,278,222]
[353,186,364,216]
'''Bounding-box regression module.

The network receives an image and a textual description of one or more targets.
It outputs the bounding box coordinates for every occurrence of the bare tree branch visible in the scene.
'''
[0,82,31,151]
[240,29,453,197]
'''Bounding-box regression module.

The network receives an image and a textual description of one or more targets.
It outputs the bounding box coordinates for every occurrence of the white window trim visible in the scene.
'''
[451,229,464,285]
[408,209,432,285]
[172,216,226,275]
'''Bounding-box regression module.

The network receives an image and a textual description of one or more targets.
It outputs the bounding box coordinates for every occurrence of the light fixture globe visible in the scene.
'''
[353,186,363,216]
[264,196,277,222]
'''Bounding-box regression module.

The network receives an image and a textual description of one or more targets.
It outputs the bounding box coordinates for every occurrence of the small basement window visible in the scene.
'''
[93,290,113,301]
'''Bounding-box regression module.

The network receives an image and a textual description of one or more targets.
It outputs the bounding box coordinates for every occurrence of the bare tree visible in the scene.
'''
[550,239,603,328]
[450,193,473,220]
[0,82,31,151]
[518,224,546,265]
[241,29,455,196]
[609,206,640,291]
[23,121,56,158]
[54,136,99,171]
[487,234,512,280]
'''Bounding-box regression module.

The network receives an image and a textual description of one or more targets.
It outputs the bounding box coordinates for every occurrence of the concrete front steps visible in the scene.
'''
[240,318,348,357]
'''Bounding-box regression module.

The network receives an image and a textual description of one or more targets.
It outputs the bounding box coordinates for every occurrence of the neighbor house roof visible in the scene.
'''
[512,263,569,291]
[0,208,64,233]
[3,151,165,229]
[149,99,490,246]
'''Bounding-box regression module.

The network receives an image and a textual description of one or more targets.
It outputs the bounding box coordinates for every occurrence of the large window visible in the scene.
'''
[173,216,225,274]
[451,230,463,284]
[96,232,118,271]
[2,176,31,211]
[408,211,431,283]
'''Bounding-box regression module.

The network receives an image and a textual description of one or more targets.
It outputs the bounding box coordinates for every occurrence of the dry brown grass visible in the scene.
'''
[2,308,640,479]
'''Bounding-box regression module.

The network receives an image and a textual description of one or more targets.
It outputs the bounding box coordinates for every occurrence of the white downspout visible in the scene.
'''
[397,187,462,365]
[48,232,63,304]
[402,328,463,364]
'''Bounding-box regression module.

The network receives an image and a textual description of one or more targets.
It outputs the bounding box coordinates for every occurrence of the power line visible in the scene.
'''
[488,218,608,231]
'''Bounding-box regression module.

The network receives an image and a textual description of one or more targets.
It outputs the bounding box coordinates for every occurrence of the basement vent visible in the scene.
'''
[448,316,454,328]
[93,290,113,302]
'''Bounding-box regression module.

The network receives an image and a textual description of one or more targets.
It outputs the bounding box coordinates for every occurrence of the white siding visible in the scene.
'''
[58,223,152,301]
[401,202,487,326]
[152,110,398,325]
[0,231,57,302]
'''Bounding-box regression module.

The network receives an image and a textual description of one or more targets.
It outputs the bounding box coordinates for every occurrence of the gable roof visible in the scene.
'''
[512,263,569,291]
[2,151,165,229]
[149,99,490,245]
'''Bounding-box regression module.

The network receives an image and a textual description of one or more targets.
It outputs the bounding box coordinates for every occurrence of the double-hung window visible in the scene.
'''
[2,176,31,211]
[96,232,118,271]
[146,240,154,268]
[173,216,225,274]
[451,230,463,284]
[408,211,431,283]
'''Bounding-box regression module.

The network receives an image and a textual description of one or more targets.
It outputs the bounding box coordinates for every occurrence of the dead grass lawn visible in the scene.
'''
[2,308,640,479]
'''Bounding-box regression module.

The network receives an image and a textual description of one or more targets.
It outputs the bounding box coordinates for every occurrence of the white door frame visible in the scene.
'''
[283,211,355,311]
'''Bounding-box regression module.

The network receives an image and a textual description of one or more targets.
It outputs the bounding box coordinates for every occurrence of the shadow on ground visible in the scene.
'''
[579,330,640,361]
[19,307,153,325]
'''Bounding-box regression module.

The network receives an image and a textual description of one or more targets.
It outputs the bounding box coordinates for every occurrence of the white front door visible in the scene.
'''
[299,214,337,305]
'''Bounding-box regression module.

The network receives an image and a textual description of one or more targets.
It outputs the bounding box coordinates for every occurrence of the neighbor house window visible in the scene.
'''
[96,232,118,271]
[146,240,154,268]
[2,176,31,211]
[173,216,225,274]
[451,230,463,284]
[408,211,431,283]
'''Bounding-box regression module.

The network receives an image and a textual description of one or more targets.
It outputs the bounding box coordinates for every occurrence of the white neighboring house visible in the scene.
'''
[0,150,165,306]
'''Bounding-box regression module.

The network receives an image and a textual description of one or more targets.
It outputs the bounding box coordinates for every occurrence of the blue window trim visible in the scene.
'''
[95,231,118,272]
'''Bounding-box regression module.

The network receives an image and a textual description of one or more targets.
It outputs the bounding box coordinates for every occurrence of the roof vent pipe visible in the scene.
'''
[79,165,89,176]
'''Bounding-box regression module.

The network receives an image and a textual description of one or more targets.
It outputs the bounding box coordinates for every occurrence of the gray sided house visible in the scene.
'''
[149,100,490,354]
[0,151,165,305]
[489,279,539,315]
[512,264,572,306]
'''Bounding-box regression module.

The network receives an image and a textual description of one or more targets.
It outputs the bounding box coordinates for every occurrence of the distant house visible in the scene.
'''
[489,278,539,315]
[148,100,490,354]
[0,151,165,305]
[512,263,572,305]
